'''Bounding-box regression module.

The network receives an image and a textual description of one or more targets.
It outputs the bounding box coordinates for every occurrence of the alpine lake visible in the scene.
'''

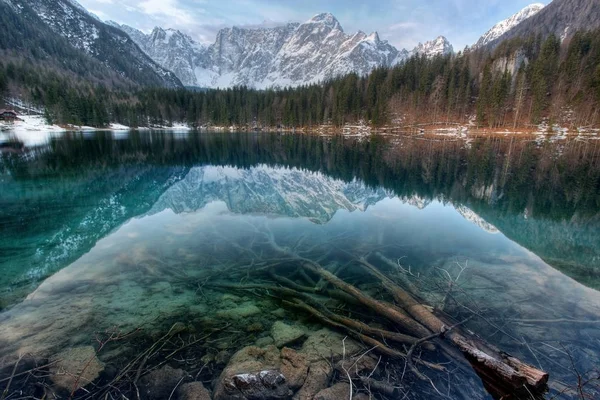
[0,131,599,400]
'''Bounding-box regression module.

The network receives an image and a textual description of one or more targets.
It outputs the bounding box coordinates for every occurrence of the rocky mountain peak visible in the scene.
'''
[112,12,458,88]
[474,3,545,48]
[366,32,380,43]
[307,13,342,31]
[7,0,181,87]
[412,36,454,57]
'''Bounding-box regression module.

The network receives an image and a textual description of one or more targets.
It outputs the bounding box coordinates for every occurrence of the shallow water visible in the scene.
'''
[0,131,599,399]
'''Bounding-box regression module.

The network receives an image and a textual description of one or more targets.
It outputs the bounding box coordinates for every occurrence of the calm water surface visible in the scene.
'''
[0,131,599,399]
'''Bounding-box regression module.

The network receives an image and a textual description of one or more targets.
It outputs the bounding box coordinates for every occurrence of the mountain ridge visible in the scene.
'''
[474,3,545,48]
[489,0,600,47]
[1,0,182,88]
[112,13,452,89]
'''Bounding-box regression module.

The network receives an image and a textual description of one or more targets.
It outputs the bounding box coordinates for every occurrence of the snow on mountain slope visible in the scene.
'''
[147,164,452,224]
[148,164,393,223]
[261,14,402,88]
[489,0,600,47]
[474,3,545,48]
[411,36,454,58]
[454,205,499,233]
[118,13,454,88]
[8,0,182,87]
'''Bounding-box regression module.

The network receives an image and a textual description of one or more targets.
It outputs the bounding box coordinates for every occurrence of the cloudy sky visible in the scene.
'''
[78,0,547,50]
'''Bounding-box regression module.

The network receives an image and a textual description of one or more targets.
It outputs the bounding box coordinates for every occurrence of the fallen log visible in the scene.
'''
[300,262,433,338]
[357,257,549,398]
[283,299,444,373]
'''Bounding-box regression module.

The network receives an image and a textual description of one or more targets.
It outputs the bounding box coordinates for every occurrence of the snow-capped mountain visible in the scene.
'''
[148,165,393,223]
[112,24,206,89]
[148,165,471,224]
[116,14,453,88]
[411,36,454,57]
[474,3,545,48]
[454,205,499,234]
[2,0,182,88]
[402,194,431,210]
[487,0,600,47]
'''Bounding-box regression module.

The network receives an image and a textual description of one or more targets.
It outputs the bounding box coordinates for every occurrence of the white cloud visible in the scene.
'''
[388,21,420,31]
[88,8,108,19]
[137,0,202,27]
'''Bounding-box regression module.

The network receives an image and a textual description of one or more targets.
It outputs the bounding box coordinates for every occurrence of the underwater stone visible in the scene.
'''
[300,328,363,362]
[280,347,309,390]
[177,382,211,400]
[292,360,332,400]
[216,350,232,366]
[335,354,379,379]
[189,304,208,316]
[214,345,286,400]
[313,382,351,400]
[216,303,261,319]
[255,336,275,347]
[138,365,188,400]
[227,370,290,399]
[246,322,264,333]
[49,346,105,392]
[271,321,306,348]
[222,294,242,302]
[271,308,286,318]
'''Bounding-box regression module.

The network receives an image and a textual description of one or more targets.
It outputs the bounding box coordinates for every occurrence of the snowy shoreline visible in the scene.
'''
[2,113,599,148]
[0,115,193,147]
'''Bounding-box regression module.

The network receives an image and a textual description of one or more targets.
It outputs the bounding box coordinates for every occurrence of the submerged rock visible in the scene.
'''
[255,336,275,348]
[49,346,105,392]
[300,328,363,362]
[270,308,286,318]
[280,348,309,390]
[216,303,261,319]
[220,370,289,400]
[314,382,351,400]
[335,354,379,379]
[246,322,264,333]
[292,360,332,400]
[214,345,288,399]
[177,382,212,400]
[138,365,188,400]
[271,321,306,348]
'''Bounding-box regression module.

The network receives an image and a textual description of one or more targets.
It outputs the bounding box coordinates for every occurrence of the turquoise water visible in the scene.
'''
[0,132,599,399]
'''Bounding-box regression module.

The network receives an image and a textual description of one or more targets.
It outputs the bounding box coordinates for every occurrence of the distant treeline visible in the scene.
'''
[1,29,600,129]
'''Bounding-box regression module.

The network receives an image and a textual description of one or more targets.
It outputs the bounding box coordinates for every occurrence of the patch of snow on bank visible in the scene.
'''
[0,115,66,146]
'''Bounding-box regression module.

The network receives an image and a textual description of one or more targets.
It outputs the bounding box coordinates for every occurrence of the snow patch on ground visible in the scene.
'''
[1,114,193,147]
[0,115,66,146]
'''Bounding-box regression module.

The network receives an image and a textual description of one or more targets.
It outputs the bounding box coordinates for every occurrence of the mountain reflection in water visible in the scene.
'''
[2,132,598,294]
[0,131,599,399]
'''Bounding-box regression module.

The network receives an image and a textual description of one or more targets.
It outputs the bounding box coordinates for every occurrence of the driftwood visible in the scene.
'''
[357,258,549,397]
[299,262,432,338]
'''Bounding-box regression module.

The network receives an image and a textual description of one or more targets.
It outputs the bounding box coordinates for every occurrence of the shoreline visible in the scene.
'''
[2,114,599,145]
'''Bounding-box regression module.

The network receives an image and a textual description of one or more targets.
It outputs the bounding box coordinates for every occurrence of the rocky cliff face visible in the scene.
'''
[488,0,600,47]
[474,3,545,49]
[411,36,454,57]
[115,13,452,88]
[2,0,182,87]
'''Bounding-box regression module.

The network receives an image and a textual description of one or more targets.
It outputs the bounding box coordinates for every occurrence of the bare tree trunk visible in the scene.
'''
[356,259,549,397]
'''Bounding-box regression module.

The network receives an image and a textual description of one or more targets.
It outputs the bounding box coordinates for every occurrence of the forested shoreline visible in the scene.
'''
[1,29,600,130]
